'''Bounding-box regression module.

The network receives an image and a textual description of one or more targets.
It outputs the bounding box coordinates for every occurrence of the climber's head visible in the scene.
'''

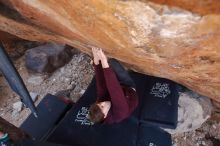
[88,101,111,123]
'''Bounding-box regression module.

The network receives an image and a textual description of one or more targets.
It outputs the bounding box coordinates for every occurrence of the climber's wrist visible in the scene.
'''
[101,60,109,68]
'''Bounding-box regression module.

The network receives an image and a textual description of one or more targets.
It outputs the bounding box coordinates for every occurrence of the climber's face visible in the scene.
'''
[97,101,111,118]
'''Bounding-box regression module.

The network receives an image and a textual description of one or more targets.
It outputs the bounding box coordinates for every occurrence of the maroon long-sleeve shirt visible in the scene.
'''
[94,64,138,124]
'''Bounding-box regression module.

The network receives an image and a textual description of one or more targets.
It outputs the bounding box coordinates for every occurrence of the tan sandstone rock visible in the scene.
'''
[0,0,219,102]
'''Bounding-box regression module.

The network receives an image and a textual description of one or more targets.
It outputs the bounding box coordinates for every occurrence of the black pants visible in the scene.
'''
[109,58,136,89]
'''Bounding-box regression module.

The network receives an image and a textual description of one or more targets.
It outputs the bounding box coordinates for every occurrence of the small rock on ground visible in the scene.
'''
[29,92,39,102]
[13,101,23,112]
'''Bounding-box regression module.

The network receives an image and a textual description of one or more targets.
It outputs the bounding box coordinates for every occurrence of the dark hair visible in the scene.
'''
[88,103,105,123]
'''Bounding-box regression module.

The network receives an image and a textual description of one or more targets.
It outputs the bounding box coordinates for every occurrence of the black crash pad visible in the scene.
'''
[16,139,66,146]
[47,78,139,146]
[137,124,172,146]
[20,94,72,141]
[139,75,179,129]
[47,72,172,146]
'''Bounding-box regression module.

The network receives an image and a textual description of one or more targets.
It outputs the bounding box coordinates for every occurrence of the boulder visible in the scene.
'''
[0,0,220,102]
[147,0,220,15]
[25,43,73,73]
[164,91,212,134]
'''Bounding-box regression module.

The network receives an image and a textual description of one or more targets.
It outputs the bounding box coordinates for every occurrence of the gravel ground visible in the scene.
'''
[0,52,93,127]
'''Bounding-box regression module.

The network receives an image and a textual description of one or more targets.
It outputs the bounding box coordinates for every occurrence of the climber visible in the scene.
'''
[88,47,138,124]
[0,131,13,146]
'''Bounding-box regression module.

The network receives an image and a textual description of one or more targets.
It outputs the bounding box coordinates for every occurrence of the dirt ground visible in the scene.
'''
[0,43,220,146]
